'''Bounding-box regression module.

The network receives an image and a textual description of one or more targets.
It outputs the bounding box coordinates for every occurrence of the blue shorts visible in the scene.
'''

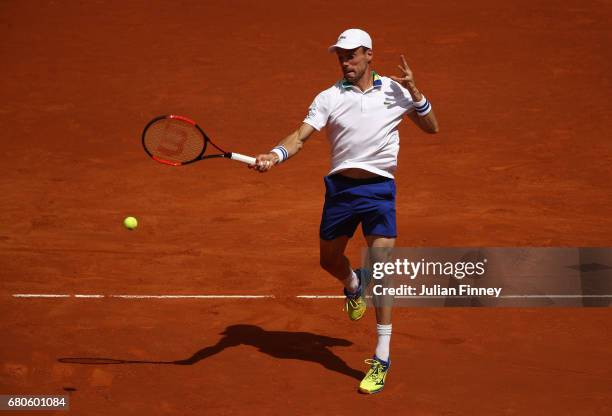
[319,174,397,240]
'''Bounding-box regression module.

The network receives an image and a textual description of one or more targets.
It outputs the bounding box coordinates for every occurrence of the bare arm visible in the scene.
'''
[250,122,316,172]
[406,106,439,134]
[390,55,439,134]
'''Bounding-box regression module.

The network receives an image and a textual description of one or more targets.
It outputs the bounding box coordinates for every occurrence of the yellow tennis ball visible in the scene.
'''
[123,216,138,230]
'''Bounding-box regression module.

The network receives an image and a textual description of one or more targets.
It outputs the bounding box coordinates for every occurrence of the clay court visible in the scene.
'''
[1,0,611,414]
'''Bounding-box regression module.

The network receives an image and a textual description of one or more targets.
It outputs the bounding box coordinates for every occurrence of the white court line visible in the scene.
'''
[111,295,275,299]
[11,294,275,299]
[499,295,612,299]
[296,295,344,299]
[10,294,612,300]
[388,295,612,299]
[13,294,71,298]
[299,295,612,299]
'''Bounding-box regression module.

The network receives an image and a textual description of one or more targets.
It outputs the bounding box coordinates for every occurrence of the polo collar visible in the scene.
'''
[373,71,383,87]
[341,71,382,90]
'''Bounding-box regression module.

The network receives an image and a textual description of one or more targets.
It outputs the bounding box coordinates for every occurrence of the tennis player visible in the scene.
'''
[251,28,439,394]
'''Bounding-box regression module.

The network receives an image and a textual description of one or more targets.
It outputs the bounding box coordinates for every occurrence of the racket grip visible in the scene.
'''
[229,152,257,165]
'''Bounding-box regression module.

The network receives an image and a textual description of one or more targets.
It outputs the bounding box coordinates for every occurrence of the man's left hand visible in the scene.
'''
[390,55,423,101]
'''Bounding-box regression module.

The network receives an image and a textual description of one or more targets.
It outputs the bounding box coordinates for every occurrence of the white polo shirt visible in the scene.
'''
[304,72,416,179]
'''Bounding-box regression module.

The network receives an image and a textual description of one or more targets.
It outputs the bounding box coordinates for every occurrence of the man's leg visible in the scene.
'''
[320,236,357,292]
[320,236,366,320]
[358,235,395,394]
[366,235,395,346]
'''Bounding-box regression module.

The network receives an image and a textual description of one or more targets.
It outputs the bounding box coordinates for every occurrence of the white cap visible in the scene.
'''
[328,28,372,53]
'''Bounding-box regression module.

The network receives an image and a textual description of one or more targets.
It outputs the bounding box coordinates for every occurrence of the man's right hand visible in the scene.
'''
[249,153,279,172]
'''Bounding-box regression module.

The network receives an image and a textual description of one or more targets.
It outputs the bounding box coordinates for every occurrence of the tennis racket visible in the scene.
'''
[142,114,256,166]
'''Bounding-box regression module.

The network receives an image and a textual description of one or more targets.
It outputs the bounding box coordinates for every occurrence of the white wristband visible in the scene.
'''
[271,146,288,164]
[413,95,432,116]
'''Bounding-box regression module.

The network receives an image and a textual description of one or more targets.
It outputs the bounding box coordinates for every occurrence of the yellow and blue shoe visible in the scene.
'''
[344,269,366,321]
[359,355,390,394]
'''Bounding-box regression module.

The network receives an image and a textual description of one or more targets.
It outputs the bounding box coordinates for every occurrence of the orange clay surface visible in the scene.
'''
[1,1,611,415]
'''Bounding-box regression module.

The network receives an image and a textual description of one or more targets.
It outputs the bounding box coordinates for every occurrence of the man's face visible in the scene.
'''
[336,47,372,82]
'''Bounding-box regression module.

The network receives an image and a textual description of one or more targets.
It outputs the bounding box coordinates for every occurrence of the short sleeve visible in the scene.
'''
[388,79,416,114]
[303,91,331,131]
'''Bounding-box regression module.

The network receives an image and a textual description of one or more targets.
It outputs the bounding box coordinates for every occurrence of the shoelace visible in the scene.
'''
[343,296,362,312]
[363,359,384,381]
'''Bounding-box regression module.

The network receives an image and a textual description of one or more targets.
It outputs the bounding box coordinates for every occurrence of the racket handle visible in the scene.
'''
[229,152,257,165]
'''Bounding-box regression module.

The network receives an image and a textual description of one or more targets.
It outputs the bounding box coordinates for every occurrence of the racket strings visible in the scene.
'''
[143,118,205,164]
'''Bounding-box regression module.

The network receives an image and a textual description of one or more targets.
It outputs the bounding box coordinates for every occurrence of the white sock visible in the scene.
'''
[375,324,392,362]
[344,269,359,294]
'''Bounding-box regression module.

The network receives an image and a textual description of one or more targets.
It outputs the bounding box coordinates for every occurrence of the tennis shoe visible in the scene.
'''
[359,355,390,394]
[343,269,366,321]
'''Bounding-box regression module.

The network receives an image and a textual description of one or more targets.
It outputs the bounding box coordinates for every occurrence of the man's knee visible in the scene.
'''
[319,237,349,273]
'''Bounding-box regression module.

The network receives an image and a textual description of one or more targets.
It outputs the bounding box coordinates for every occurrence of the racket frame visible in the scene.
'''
[142,114,254,166]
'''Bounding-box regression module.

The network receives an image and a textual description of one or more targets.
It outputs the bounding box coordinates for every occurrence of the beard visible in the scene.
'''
[344,67,366,82]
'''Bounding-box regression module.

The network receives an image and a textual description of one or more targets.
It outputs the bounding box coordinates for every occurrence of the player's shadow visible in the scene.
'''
[383,82,411,109]
[58,324,364,380]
